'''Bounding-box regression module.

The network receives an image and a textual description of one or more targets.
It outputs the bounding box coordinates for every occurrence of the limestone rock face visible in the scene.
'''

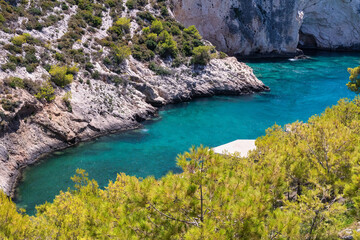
[172,0,305,56]
[299,0,360,50]
[172,0,360,56]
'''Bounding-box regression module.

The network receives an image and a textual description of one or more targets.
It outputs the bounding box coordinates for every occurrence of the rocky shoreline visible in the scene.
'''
[11,123,142,200]
[0,56,269,197]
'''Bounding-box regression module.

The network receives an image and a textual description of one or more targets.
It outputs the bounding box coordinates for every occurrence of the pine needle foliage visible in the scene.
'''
[0,97,359,239]
[347,66,360,94]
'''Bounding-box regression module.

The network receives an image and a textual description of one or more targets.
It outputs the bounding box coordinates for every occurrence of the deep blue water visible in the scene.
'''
[15,52,359,215]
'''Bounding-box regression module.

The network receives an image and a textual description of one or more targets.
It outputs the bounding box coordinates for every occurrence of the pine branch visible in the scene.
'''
[149,203,199,227]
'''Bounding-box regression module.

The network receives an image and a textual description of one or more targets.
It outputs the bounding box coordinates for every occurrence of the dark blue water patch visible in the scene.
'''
[15,52,359,215]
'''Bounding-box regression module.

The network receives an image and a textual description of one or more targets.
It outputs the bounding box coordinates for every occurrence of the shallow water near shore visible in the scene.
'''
[15,52,359,215]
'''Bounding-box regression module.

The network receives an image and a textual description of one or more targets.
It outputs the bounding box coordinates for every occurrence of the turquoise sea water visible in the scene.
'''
[15,52,359,215]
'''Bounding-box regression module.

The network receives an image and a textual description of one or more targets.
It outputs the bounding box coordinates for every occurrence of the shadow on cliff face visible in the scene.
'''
[298,31,318,50]
[297,31,356,52]
[4,0,19,6]
[0,101,41,138]
[298,21,360,53]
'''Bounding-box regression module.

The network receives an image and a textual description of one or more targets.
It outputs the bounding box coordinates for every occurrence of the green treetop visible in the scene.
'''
[347,66,360,94]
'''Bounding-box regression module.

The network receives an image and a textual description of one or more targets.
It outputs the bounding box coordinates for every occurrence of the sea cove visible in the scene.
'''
[16,52,359,215]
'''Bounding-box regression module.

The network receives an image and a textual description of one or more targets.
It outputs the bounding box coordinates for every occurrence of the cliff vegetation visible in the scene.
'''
[0,0,227,116]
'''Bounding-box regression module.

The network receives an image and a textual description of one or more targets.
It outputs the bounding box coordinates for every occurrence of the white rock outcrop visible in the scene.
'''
[172,0,360,56]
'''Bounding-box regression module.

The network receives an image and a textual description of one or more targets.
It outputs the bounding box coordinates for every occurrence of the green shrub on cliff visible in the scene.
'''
[219,51,227,59]
[158,31,178,58]
[132,43,155,61]
[49,65,78,87]
[150,19,163,34]
[35,80,55,102]
[112,44,131,63]
[137,11,155,22]
[145,39,157,50]
[101,8,211,65]
[0,14,5,24]
[1,62,16,71]
[110,17,131,36]
[67,65,80,75]
[81,11,102,28]
[183,25,202,40]
[132,19,213,65]
[4,44,22,54]
[5,77,24,89]
[11,34,27,46]
[0,97,359,239]
[126,0,135,9]
[191,46,214,65]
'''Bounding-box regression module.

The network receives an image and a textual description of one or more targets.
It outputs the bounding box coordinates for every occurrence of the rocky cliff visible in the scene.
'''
[172,0,360,56]
[299,0,360,50]
[0,0,268,195]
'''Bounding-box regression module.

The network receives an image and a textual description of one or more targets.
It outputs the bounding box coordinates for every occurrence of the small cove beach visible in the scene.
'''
[16,51,359,215]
